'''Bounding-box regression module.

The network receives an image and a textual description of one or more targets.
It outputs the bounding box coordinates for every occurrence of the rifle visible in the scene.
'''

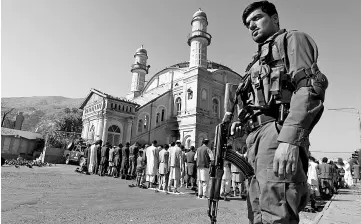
[207,82,255,224]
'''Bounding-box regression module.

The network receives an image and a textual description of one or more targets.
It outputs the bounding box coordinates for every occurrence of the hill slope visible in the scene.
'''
[1,96,84,132]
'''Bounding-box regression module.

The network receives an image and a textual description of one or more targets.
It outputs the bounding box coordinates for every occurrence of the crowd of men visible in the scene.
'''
[77,138,248,199]
[307,156,359,202]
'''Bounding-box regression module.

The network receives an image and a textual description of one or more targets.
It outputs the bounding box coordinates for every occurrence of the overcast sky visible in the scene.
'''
[2,0,361,159]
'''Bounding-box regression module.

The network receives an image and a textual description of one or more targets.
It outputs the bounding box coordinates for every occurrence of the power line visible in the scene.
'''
[309,151,354,153]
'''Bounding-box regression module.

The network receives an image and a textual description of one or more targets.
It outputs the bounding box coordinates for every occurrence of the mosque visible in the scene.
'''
[79,9,243,148]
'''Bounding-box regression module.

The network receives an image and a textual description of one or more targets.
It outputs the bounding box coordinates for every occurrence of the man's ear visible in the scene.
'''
[271,14,279,27]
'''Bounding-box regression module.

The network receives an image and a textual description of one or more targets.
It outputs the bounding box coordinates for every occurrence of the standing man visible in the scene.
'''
[157,144,169,191]
[195,139,213,199]
[168,141,183,193]
[120,142,130,179]
[145,140,159,189]
[112,144,122,178]
[99,142,110,176]
[317,157,334,195]
[223,1,328,223]
[185,146,197,190]
[108,145,115,176]
[128,142,139,179]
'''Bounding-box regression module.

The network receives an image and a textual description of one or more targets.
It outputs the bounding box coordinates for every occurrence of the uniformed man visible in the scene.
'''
[317,157,334,196]
[99,142,110,176]
[223,1,328,223]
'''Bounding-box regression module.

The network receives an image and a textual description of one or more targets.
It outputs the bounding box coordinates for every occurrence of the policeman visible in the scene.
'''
[223,1,328,223]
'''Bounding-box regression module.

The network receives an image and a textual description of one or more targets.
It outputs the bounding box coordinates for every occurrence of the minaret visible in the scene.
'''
[128,45,150,99]
[187,8,212,68]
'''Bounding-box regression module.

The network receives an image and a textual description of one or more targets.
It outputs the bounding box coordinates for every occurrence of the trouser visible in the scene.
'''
[112,166,119,177]
[158,174,167,190]
[165,172,169,190]
[99,162,107,176]
[198,180,208,197]
[232,180,245,195]
[246,121,309,224]
[168,179,179,191]
[221,179,231,194]
[128,156,136,177]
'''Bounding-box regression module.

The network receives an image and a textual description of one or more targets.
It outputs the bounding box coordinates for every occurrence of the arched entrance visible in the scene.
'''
[107,125,121,146]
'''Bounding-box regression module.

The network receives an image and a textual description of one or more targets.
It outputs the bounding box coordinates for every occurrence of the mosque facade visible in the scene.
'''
[79,9,244,148]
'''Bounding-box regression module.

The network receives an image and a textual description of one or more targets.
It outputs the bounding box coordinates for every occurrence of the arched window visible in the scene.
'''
[161,109,165,121]
[88,125,95,141]
[144,114,149,130]
[201,89,207,101]
[138,119,143,133]
[156,113,160,124]
[176,98,182,115]
[212,98,219,118]
[118,105,121,110]
[107,125,121,146]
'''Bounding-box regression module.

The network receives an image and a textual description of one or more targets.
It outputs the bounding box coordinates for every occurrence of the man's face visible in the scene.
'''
[245,8,279,43]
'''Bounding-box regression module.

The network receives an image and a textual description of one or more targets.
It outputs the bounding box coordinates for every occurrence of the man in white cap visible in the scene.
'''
[195,139,214,199]
[167,141,183,193]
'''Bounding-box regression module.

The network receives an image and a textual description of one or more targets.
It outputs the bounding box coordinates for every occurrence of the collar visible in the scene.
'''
[258,29,286,47]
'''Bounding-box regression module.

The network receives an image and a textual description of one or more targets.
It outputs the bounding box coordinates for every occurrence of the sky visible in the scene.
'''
[1,0,361,159]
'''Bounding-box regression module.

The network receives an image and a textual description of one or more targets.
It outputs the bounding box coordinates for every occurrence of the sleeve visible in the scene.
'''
[277,31,326,148]
[194,151,197,160]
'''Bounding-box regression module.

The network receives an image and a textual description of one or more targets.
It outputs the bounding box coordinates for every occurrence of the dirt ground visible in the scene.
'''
[1,164,316,224]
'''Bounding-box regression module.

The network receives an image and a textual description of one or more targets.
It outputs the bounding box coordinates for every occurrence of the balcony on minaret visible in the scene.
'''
[131,63,150,74]
[187,30,212,46]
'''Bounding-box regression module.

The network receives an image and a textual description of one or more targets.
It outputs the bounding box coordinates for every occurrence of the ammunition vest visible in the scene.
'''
[247,29,328,111]
[249,30,293,109]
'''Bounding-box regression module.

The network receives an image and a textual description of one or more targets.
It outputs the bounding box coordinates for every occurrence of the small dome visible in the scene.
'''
[193,8,207,19]
[135,45,147,55]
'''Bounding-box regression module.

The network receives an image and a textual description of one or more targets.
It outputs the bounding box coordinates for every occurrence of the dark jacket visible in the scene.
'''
[196,145,211,169]
[186,151,196,163]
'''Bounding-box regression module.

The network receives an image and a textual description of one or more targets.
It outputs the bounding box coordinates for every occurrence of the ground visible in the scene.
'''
[1,165,316,224]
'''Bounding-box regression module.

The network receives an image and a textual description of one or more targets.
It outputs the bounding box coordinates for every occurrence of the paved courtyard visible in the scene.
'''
[1,164,316,224]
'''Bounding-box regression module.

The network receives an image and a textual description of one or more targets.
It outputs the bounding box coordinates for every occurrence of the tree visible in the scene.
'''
[36,108,83,148]
[1,108,15,127]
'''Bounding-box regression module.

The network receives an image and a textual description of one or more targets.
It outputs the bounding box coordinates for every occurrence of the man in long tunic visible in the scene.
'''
[121,142,130,179]
[89,140,102,174]
[167,141,183,193]
[108,145,115,176]
[185,146,196,189]
[145,140,159,189]
[112,143,122,178]
[195,139,214,199]
[157,144,169,191]
[99,142,110,176]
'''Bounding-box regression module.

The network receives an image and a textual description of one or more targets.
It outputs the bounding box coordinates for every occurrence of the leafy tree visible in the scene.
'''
[35,108,83,148]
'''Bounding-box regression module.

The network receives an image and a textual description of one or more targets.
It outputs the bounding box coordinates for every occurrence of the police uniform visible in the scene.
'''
[224,29,328,224]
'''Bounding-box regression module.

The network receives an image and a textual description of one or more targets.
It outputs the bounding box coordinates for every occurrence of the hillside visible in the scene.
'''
[1,96,84,132]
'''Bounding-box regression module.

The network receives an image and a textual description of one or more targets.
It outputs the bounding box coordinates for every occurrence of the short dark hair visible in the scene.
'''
[152,140,157,145]
[190,146,195,151]
[322,157,328,163]
[202,139,209,145]
[170,142,175,146]
[164,144,169,149]
[242,1,278,26]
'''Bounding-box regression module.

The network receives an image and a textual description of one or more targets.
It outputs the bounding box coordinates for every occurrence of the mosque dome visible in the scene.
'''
[192,8,207,20]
